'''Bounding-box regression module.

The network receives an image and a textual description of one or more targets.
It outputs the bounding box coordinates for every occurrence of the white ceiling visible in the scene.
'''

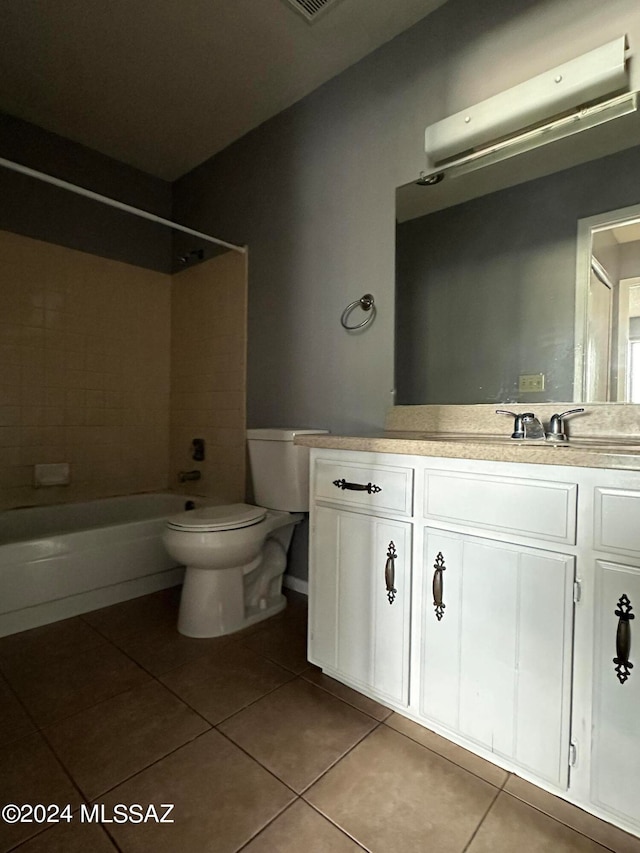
[0,0,448,181]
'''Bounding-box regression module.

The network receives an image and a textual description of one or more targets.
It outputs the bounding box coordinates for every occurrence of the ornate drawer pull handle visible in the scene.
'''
[333,479,382,494]
[613,593,634,684]
[385,541,397,604]
[432,552,446,621]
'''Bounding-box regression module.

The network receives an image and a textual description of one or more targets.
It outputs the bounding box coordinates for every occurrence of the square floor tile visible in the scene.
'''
[160,643,294,724]
[0,674,36,748]
[45,681,210,799]
[385,712,509,787]
[242,799,365,852]
[1,641,150,726]
[467,792,612,852]
[0,733,83,852]
[110,621,232,677]
[504,776,640,853]
[305,725,498,853]
[81,587,182,643]
[218,678,378,793]
[302,668,393,722]
[11,821,117,853]
[240,617,309,674]
[0,617,106,669]
[100,730,295,853]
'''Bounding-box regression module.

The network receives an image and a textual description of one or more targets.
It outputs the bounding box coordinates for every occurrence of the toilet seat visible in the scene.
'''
[166,503,267,533]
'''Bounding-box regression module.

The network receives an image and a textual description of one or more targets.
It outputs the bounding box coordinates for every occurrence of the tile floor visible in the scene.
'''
[1,587,640,853]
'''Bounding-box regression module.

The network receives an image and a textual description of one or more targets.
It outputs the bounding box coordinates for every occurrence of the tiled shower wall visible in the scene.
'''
[170,251,247,503]
[0,230,171,510]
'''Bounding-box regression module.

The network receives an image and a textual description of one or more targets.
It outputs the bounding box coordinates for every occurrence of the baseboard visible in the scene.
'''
[282,574,308,596]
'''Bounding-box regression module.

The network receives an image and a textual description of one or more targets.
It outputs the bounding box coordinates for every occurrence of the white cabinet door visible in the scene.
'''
[309,506,412,705]
[591,560,640,829]
[421,529,575,788]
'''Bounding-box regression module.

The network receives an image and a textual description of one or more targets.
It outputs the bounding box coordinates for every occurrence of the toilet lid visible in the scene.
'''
[166,503,267,532]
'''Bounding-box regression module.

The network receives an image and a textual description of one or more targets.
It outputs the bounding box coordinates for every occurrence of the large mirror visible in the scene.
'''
[395,105,640,405]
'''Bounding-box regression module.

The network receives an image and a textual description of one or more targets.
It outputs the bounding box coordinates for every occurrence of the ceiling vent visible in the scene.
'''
[283,0,343,23]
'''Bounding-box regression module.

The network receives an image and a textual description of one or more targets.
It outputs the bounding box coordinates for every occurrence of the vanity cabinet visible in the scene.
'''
[421,529,574,788]
[591,559,640,823]
[419,466,577,787]
[588,486,640,830]
[306,447,640,838]
[310,507,411,705]
[308,457,413,705]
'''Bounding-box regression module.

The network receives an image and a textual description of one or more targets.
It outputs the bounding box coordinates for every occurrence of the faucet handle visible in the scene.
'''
[496,409,526,439]
[546,408,585,440]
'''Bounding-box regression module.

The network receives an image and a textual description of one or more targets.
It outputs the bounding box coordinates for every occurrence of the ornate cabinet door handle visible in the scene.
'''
[333,479,382,494]
[385,541,397,604]
[432,552,446,621]
[613,593,634,684]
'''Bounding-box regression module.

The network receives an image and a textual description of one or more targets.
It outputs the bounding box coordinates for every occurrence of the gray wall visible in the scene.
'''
[173,0,640,434]
[0,113,173,272]
[396,145,640,404]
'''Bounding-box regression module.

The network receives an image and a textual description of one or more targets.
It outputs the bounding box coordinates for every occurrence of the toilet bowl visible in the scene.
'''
[163,428,327,637]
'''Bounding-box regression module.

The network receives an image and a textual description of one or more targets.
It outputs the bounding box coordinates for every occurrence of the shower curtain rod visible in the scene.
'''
[0,156,246,255]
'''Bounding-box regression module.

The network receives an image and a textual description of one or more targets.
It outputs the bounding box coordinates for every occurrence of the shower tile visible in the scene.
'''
[0,406,20,427]
[218,678,377,793]
[45,681,210,800]
[0,386,20,406]
[0,426,21,446]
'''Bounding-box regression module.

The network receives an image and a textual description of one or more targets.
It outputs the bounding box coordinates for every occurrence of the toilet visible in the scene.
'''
[163,428,327,637]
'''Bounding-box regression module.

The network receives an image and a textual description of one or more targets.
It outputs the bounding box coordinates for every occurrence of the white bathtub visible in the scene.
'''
[0,493,202,637]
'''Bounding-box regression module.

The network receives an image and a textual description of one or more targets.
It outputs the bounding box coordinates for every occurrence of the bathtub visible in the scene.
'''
[0,493,202,637]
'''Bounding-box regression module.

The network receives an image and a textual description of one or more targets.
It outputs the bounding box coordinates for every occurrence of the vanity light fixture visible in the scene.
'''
[417,90,638,185]
[420,36,631,185]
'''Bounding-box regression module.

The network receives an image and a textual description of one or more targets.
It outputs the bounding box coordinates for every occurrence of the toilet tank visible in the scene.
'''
[247,428,329,511]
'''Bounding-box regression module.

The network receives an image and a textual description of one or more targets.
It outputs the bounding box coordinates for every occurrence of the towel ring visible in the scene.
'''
[341,293,376,330]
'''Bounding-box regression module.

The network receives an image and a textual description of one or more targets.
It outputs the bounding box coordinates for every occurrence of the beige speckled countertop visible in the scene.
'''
[294,430,640,472]
[295,404,640,471]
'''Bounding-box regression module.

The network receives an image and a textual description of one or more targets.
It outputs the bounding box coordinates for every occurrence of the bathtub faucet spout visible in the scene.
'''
[179,470,201,483]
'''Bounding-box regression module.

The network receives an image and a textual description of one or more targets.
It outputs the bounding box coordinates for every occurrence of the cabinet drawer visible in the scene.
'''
[314,459,413,516]
[424,470,577,545]
[595,488,640,557]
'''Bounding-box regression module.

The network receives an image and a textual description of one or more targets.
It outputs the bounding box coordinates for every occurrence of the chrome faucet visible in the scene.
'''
[496,410,545,440]
[545,408,585,442]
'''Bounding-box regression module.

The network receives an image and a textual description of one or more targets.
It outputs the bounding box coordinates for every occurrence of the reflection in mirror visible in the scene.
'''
[578,204,640,402]
[395,135,640,406]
